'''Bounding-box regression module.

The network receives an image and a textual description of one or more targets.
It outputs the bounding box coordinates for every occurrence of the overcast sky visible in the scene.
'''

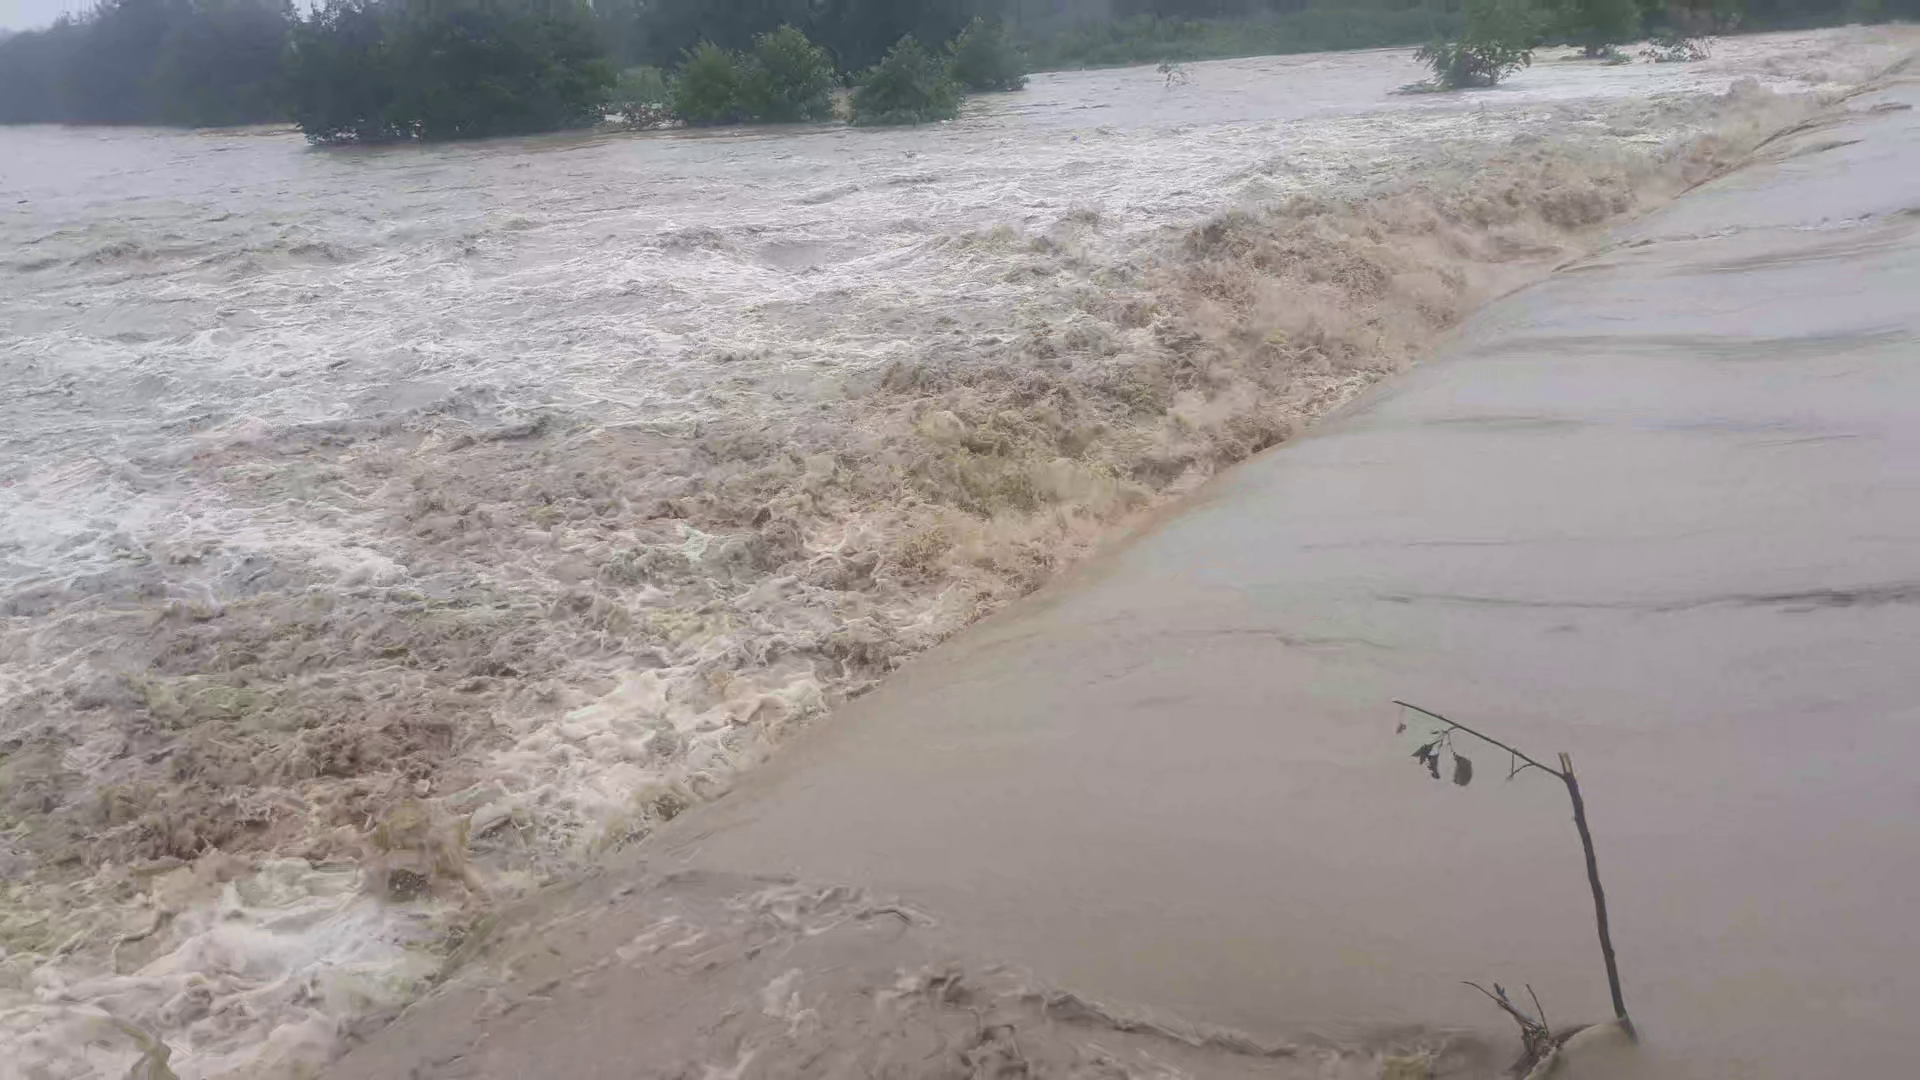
[1,0,324,31]
[2,0,88,31]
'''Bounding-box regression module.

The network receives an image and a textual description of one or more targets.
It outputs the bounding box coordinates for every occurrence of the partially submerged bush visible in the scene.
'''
[948,17,1028,92]
[850,36,961,126]
[671,41,743,125]
[1414,0,1537,90]
[740,24,836,122]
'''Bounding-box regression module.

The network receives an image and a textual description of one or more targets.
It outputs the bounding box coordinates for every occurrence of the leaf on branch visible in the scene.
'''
[1452,754,1473,787]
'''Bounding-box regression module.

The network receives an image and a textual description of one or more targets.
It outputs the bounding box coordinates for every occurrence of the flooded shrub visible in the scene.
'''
[739,25,837,122]
[948,17,1028,92]
[671,41,745,125]
[1414,0,1537,90]
[850,36,961,127]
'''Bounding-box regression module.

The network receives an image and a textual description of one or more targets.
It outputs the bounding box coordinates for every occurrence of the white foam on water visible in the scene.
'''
[0,860,441,1080]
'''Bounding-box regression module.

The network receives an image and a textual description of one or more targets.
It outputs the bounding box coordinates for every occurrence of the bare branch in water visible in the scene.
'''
[1462,981,1557,1074]
[1397,702,1632,1032]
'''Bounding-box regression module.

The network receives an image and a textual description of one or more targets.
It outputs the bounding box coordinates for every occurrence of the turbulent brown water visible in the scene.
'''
[0,28,1911,1078]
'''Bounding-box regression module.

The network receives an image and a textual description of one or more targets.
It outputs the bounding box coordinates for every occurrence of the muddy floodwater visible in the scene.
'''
[644,68,1920,1080]
[2,28,1914,1079]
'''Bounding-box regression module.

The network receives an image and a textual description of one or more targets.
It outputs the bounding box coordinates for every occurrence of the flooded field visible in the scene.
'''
[1,27,1912,1078]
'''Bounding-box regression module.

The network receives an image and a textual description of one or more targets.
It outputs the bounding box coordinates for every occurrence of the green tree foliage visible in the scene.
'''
[284,0,613,143]
[0,0,292,126]
[849,35,961,127]
[283,0,402,141]
[669,41,745,125]
[947,17,1027,92]
[667,27,838,126]
[739,25,838,122]
[392,0,611,139]
[1557,0,1646,55]
[1416,0,1538,89]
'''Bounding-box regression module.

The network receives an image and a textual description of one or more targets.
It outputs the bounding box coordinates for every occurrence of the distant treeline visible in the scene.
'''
[1029,2,1459,69]
[1028,0,1920,67]
[0,0,1909,133]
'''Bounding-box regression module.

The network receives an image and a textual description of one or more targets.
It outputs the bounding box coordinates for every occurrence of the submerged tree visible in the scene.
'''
[1414,0,1538,90]
[947,16,1028,92]
[284,0,613,143]
[849,35,960,127]
[284,0,403,142]
[739,25,838,122]
[665,26,835,126]
[669,41,746,125]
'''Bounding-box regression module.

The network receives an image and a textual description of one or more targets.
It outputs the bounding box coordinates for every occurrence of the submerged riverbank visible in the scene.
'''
[2,28,1913,1078]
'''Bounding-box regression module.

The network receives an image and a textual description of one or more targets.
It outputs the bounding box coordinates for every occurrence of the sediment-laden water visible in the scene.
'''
[0,28,1909,1078]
